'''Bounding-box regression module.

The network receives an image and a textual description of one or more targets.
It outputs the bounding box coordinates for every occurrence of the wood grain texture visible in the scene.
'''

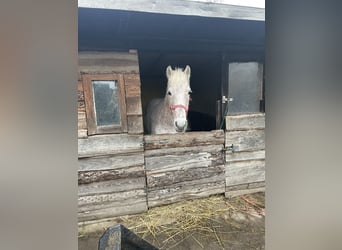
[78,134,143,158]
[225,160,265,186]
[79,189,146,208]
[226,150,265,162]
[147,179,225,208]
[126,96,142,115]
[145,145,223,170]
[79,177,146,196]
[78,111,87,130]
[225,187,265,198]
[78,129,88,139]
[147,165,225,189]
[144,130,225,150]
[127,115,144,134]
[78,166,145,184]
[78,51,140,74]
[78,153,144,171]
[226,113,265,131]
[78,200,147,222]
[225,129,265,152]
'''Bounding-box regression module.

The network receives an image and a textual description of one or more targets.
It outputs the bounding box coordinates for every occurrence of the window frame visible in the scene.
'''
[82,73,127,135]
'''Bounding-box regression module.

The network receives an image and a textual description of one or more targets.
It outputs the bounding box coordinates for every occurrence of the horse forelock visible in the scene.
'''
[167,68,190,88]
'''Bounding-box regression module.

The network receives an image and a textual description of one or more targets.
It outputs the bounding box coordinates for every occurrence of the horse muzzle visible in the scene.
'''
[175,119,188,132]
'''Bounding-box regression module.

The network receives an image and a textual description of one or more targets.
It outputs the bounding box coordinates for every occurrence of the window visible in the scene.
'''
[83,74,127,135]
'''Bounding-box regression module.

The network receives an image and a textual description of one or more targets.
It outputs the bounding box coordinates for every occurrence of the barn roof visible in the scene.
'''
[78,0,264,21]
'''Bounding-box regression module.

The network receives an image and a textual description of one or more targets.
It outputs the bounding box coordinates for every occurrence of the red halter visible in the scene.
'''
[170,104,189,112]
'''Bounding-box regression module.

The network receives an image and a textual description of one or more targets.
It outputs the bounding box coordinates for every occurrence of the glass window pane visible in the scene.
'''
[92,80,121,126]
[228,62,263,113]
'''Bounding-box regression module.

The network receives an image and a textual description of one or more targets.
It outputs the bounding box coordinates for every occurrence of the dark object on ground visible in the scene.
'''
[98,224,158,250]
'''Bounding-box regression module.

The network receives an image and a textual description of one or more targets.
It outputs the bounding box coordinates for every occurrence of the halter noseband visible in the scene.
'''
[170,104,189,112]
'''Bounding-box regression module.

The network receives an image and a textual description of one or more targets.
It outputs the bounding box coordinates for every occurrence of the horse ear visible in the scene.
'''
[166,66,172,79]
[184,65,191,78]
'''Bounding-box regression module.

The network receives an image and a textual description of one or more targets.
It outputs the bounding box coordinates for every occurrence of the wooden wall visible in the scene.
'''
[78,51,146,222]
[144,130,225,207]
[77,51,266,223]
[224,113,265,197]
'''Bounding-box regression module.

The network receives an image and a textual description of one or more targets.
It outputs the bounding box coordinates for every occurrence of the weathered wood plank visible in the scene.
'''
[79,177,146,196]
[78,129,88,139]
[78,81,84,101]
[126,96,142,115]
[78,200,147,222]
[78,111,87,130]
[127,115,144,134]
[144,130,225,150]
[78,52,139,74]
[225,187,265,198]
[226,113,265,131]
[225,184,249,192]
[145,144,223,158]
[145,148,223,172]
[78,0,265,21]
[147,165,225,189]
[225,160,265,186]
[248,181,265,189]
[79,189,146,208]
[225,129,265,152]
[78,134,143,158]
[79,166,145,184]
[78,101,85,112]
[78,153,144,171]
[124,74,141,98]
[226,150,265,162]
[147,180,225,207]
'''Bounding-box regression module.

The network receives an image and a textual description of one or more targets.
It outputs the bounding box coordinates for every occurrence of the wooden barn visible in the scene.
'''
[78,0,265,223]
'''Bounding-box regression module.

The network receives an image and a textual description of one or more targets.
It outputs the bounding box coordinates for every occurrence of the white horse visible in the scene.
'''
[146,65,192,134]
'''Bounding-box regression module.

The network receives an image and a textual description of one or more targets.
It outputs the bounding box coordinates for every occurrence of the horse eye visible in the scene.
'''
[167,91,172,96]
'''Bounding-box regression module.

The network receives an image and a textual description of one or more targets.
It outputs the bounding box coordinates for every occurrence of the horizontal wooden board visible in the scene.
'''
[147,165,225,189]
[226,150,265,162]
[225,187,265,198]
[79,166,145,184]
[145,145,223,171]
[225,129,265,152]
[226,113,265,131]
[79,189,146,208]
[78,52,139,74]
[78,199,147,222]
[147,180,225,208]
[79,177,146,196]
[225,184,248,192]
[144,130,225,150]
[78,134,143,158]
[225,160,265,186]
[126,96,142,115]
[145,144,223,158]
[248,181,265,189]
[78,129,88,139]
[78,153,144,171]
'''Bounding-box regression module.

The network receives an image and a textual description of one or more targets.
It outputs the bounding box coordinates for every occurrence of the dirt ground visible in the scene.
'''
[78,192,265,250]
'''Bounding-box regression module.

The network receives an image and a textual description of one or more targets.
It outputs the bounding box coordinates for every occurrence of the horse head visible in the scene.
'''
[165,65,192,132]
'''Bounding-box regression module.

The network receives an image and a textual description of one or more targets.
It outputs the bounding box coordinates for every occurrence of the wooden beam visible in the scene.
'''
[78,0,265,21]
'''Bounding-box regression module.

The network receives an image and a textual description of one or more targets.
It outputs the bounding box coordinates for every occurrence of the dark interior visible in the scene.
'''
[78,8,265,131]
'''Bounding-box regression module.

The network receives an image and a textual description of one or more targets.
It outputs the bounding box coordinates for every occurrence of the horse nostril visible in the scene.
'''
[175,120,187,130]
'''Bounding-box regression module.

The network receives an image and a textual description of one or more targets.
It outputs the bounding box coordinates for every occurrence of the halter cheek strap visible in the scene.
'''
[170,104,189,112]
